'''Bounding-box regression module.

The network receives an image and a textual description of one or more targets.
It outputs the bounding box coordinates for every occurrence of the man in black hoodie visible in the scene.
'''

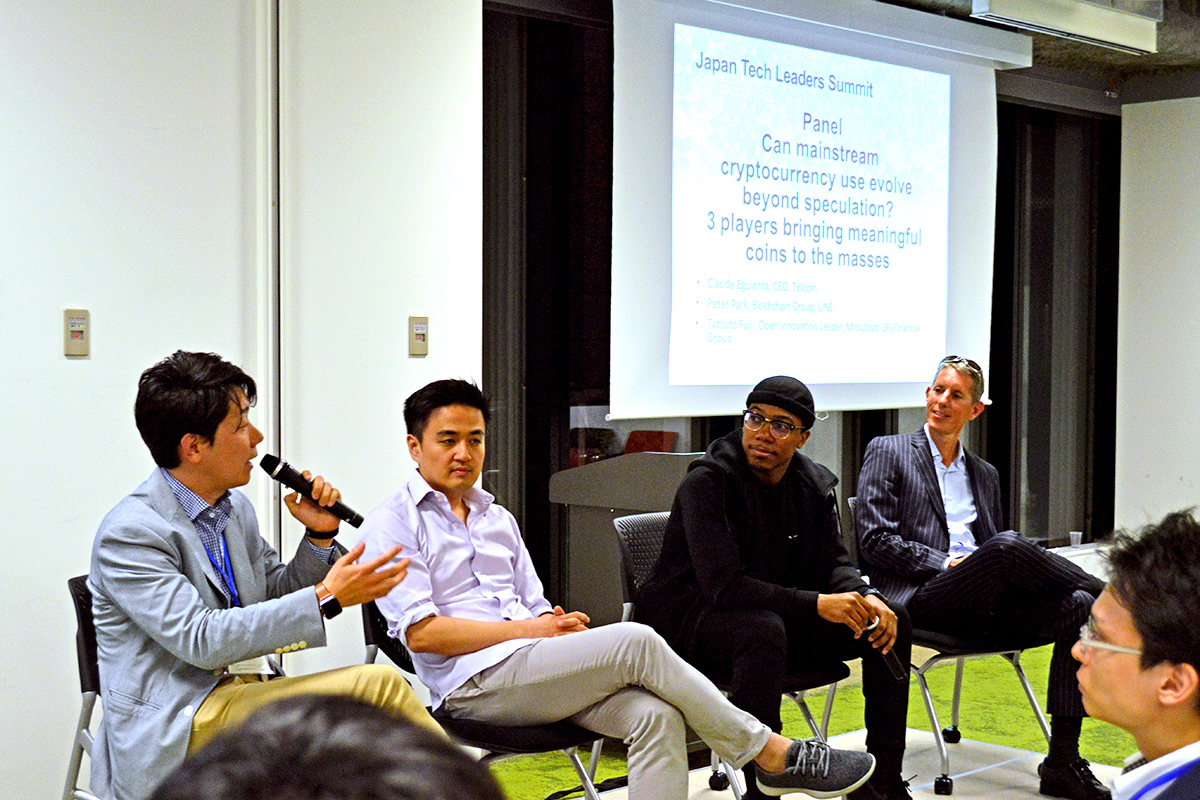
[639,376,912,800]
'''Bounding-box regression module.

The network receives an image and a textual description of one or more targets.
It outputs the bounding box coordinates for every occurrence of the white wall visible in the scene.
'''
[0,1,480,795]
[1115,97,1200,529]
[0,3,261,794]
[277,0,482,677]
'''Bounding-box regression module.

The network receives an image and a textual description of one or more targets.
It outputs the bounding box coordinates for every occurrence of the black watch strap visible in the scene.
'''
[319,592,343,619]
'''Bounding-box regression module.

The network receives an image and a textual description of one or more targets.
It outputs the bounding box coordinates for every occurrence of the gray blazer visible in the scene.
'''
[855,430,1004,605]
[87,469,331,800]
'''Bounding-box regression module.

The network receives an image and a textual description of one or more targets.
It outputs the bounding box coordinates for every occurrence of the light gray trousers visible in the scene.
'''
[443,621,772,800]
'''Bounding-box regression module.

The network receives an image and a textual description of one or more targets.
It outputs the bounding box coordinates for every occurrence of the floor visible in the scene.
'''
[596,727,1122,799]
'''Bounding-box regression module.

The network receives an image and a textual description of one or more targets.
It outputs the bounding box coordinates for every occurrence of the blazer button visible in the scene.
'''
[182,705,194,718]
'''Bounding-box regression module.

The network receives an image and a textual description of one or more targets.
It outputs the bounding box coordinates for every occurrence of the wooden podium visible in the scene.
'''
[548,451,700,625]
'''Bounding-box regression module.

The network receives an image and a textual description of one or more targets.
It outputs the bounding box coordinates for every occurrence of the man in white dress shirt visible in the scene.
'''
[1074,511,1200,800]
[359,378,878,800]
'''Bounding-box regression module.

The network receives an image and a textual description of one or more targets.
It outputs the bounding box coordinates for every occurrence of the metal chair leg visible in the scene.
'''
[914,654,955,795]
[586,738,602,780]
[63,692,98,800]
[1004,652,1051,745]
[564,746,602,800]
[820,683,839,740]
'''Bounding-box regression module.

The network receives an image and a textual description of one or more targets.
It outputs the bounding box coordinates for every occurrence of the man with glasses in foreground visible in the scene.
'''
[639,376,912,800]
[856,355,1108,800]
[1074,511,1200,800]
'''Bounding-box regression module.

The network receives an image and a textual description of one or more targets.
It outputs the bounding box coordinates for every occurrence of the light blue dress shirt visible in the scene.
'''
[923,425,979,569]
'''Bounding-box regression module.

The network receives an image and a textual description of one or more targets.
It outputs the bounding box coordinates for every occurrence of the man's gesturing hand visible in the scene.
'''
[320,542,409,608]
[284,471,342,537]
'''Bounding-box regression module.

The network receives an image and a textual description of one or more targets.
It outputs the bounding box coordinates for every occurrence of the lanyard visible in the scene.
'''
[1129,757,1200,800]
[203,535,241,607]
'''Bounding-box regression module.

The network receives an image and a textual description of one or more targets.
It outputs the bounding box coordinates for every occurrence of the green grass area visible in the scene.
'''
[490,645,1135,800]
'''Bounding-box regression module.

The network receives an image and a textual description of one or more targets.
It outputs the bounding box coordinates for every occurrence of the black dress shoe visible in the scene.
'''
[848,777,912,800]
[1039,757,1112,800]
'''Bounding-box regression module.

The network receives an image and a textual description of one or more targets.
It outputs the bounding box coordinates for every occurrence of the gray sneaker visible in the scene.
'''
[755,739,876,798]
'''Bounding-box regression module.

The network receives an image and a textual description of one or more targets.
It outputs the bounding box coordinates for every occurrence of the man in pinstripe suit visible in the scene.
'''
[856,356,1109,800]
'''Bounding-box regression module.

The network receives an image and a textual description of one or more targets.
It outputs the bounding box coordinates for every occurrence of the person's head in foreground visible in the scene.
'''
[1074,509,1200,764]
[150,694,505,800]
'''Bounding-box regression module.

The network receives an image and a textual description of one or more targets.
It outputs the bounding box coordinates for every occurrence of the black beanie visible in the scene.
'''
[745,376,816,429]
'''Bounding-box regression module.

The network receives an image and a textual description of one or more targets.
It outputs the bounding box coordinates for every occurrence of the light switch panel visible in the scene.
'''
[64,309,90,357]
[409,316,429,357]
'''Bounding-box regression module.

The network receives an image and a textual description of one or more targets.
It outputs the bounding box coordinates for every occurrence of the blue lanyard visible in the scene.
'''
[1129,757,1200,800]
[203,535,241,607]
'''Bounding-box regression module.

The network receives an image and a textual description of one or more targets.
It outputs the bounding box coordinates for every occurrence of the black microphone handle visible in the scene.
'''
[864,615,909,681]
[881,647,907,682]
[259,455,364,528]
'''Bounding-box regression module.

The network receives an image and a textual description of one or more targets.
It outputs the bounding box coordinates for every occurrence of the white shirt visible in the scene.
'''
[1113,741,1200,800]
[924,424,979,568]
[359,469,553,710]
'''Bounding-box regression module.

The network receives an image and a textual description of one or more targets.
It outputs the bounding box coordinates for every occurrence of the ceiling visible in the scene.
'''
[878,0,1200,82]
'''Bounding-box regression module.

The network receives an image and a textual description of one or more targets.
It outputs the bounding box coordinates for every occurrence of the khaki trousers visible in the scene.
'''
[189,663,441,754]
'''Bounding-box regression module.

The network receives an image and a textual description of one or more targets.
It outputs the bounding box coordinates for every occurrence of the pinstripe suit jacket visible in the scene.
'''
[855,429,1004,606]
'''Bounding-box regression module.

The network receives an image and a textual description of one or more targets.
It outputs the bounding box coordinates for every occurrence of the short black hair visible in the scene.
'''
[150,694,504,800]
[1107,509,1200,676]
[134,351,256,468]
[403,379,489,438]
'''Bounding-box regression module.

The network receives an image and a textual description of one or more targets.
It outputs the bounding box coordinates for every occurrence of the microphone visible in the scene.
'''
[259,454,364,528]
[865,617,909,682]
[881,646,907,681]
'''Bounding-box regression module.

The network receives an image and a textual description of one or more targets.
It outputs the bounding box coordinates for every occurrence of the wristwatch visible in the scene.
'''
[860,587,887,603]
[315,582,343,620]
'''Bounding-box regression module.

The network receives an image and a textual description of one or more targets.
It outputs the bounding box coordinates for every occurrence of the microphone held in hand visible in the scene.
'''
[259,454,364,528]
[881,646,907,681]
[865,617,908,681]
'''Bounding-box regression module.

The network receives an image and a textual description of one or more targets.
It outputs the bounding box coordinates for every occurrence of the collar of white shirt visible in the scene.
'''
[1113,740,1200,800]
[923,424,965,470]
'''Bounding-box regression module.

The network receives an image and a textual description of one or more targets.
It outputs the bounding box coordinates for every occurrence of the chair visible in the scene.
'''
[910,628,1052,794]
[847,497,1053,795]
[65,575,103,800]
[612,512,850,798]
[361,602,606,800]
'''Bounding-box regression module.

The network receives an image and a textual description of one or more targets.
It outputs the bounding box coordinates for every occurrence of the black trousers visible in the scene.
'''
[908,531,1100,718]
[691,600,911,785]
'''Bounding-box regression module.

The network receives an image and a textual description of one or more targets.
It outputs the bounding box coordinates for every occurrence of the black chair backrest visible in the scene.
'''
[68,575,100,696]
[845,496,861,570]
[362,600,417,673]
[612,512,671,601]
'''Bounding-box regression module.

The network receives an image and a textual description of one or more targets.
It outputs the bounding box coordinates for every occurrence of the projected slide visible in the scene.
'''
[669,24,949,387]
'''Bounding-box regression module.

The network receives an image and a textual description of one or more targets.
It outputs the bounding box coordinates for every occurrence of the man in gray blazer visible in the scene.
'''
[856,355,1108,800]
[88,351,439,800]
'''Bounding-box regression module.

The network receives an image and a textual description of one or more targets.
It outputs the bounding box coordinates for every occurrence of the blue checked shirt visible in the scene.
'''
[161,468,336,605]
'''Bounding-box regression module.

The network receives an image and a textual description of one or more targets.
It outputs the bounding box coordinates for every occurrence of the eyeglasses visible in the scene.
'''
[743,410,806,440]
[1077,616,1142,657]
